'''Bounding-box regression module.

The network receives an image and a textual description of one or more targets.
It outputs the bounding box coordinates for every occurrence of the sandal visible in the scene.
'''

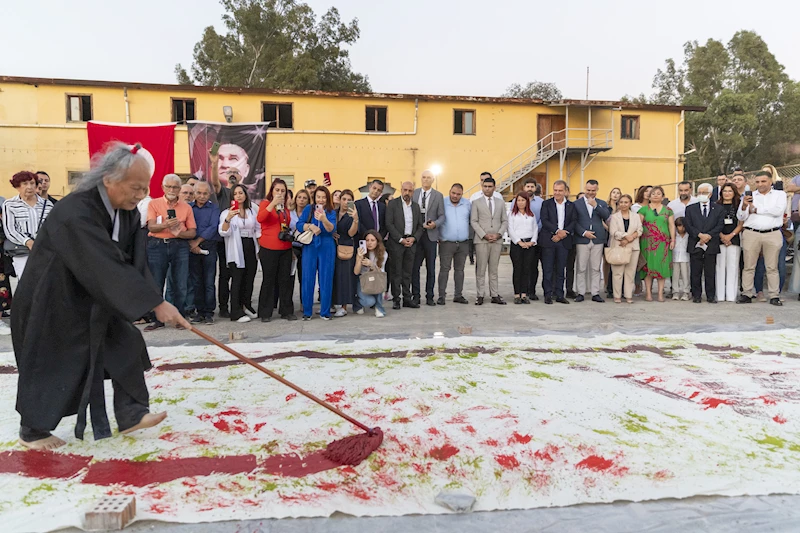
[614,298,622,304]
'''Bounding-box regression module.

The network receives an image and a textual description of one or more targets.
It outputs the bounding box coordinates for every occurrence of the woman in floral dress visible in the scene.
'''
[638,186,675,302]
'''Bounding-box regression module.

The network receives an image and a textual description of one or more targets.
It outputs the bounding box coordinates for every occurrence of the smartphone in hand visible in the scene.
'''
[231,200,240,211]
[167,209,177,219]
[359,240,367,254]
[210,141,221,156]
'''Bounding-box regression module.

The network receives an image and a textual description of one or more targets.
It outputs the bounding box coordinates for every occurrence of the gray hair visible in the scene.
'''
[74,142,148,192]
[194,181,210,192]
[163,174,182,188]
[553,180,568,189]
[697,183,713,194]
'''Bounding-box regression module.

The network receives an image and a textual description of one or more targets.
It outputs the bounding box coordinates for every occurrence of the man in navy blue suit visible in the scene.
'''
[540,180,576,304]
[573,179,611,302]
[355,179,388,240]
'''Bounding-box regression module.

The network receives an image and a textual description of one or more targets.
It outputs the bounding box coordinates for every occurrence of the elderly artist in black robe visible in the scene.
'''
[13,142,190,450]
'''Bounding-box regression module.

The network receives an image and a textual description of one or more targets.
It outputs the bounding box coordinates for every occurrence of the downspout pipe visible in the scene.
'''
[124,88,131,124]
[675,110,684,199]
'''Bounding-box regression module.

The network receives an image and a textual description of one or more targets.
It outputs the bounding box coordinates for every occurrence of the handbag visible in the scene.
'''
[604,245,632,266]
[4,200,47,257]
[294,207,316,245]
[360,266,387,295]
[337,245,354,260]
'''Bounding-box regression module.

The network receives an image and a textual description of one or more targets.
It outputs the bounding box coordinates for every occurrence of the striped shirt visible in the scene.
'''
[2,194,54,246]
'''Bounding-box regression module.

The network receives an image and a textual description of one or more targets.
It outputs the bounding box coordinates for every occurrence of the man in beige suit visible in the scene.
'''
[470,175,508,305]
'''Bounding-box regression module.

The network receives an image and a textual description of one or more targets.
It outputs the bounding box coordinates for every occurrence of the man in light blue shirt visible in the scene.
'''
[437,183,472,305]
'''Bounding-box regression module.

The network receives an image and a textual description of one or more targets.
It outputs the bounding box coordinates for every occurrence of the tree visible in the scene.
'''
[175,0,370,92]
[638,31,800,180]
[503,81,562,100]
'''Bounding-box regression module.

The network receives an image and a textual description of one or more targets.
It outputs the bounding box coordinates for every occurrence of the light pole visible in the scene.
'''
[430,164,442,190]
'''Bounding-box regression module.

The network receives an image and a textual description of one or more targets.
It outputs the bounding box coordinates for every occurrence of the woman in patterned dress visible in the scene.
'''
[638,186,675,302]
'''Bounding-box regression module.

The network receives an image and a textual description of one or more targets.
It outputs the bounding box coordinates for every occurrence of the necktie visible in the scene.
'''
[488,197,493,217]
[422,191,428,209]
[371,201,379,232]
[703,204,707,218]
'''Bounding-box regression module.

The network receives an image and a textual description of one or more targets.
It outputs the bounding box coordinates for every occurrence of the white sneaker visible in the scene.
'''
[334,308,347,317]
[680,294,690,301]
[236,316,251,323]
[672,294,680,301]
[356,308,364,315]
[0,321,10,335]
[243,308,257,319]
[375,309,385,318]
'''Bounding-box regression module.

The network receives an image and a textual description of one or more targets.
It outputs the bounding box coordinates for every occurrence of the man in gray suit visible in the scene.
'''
[386,181,424,310]
[412,170,446,306]
[574,179,611,302]
[470,175,508,305]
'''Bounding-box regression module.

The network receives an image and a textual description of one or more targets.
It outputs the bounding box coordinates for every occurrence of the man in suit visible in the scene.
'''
[354,179,387,240]
[386,181,423,310]
[412,170,446,306]
[470,176,508,305]
[540,180,576,304]
[684,183,725,303]
[574,179,611,302]
[709,174,729,203]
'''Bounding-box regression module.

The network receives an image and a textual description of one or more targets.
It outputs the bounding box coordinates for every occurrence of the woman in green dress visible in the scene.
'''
[638,186,675,302]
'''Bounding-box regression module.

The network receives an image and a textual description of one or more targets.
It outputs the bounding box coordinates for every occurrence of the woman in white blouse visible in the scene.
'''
[507,193,539,304]
[2,171,54,279]
[219,184,261,323]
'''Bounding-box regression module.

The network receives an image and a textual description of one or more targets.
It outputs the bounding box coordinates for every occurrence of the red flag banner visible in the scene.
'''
[87,122,176,198]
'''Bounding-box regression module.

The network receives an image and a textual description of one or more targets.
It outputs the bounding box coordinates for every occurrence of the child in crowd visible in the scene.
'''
[672,217,690,301]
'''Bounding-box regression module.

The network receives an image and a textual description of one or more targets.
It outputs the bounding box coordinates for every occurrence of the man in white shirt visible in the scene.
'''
[573,180,611,302]
[667,181,698,219]
[412,171,445,306]
[737,170,787,306]
[385,181,423,310]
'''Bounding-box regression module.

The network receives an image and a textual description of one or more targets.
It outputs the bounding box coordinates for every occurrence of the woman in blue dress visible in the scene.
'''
[300,186,337,320]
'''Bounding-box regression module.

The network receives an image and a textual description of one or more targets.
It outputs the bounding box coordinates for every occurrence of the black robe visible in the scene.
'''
[12,186,163,439]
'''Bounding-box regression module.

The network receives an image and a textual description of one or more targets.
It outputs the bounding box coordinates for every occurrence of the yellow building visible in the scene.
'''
[0,75,703,200]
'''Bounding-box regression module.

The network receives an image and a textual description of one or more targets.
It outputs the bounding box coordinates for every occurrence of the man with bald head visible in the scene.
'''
[188,181,221,324]
[386,181,423,310]
[412,170,445,306]
[684,182,724,303]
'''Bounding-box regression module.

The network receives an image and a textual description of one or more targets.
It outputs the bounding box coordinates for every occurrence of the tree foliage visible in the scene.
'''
[176,0,370,92]
[627,31,800,180]
[503,81,563,100]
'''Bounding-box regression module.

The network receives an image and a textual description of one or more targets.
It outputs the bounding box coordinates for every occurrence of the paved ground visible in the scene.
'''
[19,255,797,532]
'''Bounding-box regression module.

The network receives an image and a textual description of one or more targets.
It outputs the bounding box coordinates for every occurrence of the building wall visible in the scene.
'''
[0,81,685,200]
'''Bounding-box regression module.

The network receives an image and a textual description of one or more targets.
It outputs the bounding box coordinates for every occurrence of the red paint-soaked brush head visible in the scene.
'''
[323,427,384,466]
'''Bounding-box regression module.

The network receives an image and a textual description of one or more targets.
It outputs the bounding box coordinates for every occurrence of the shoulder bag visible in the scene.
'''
[360,260,387,295]
[4,200,46,257]
[294,208,315,245]
[604,245,632,266]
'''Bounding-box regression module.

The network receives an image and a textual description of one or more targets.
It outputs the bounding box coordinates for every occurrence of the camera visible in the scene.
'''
[278,223,294,242]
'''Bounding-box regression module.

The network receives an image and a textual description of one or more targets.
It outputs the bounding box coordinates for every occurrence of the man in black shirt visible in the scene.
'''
[208,150,233,317]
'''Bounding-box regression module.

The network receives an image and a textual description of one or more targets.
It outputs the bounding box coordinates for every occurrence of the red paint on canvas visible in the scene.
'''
[218,408,243,417]
[0,450,92,479]
[82,455,259,487]
[773,415,787,424]
[426,427,440,436]
[701,397,733,409]
[757,396,778,405]
[483,438,499,447]
[689,391,700,399]
[508,432,532,445]
[653,469,674,480]
[463,425,477,434]
[495,454,521,470]
[362,387,377,395]
[575,455,614,471]
[445,414,468,424]
[285,393,297,402]
[428,445,459,460]
[325,390,347,404]
[387,397,407,405]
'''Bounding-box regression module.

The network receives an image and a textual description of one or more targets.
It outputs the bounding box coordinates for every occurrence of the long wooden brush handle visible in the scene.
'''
[190,327,370,433]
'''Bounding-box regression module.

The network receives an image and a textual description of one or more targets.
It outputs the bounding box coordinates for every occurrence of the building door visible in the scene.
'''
[538,115,566,151]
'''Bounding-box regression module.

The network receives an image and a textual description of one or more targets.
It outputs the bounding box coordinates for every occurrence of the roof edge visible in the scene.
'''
[0,75,706,112]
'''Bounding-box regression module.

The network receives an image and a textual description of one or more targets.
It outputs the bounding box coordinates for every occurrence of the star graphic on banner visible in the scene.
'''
[195,169,205,179]
[240,125,268,145]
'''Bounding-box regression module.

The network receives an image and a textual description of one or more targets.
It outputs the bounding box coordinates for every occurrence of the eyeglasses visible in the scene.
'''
[163,185,181,190]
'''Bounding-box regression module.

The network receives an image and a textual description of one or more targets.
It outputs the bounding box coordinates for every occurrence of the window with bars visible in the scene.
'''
[271,175,295,189]
[621,115,640,140]
[366,106,388,132]
[262,103,294,129]
[171,98,196,124]
[454,109,475,135]
[67,171,87,187]
[66,95,93,122]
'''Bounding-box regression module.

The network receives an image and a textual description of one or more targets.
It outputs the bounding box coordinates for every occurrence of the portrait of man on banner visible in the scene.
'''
[187,122,268,201]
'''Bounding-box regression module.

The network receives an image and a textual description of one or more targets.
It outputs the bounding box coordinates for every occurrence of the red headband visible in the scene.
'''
[131,144,140,155]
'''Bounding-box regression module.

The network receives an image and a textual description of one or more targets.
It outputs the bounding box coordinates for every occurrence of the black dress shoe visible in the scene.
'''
[282,314,298,321]
[436,297,446,305]
[544,296,553,305]
[393,301,401,310]
[574,294,585,302]
[770,298,783,306]
[737,295,752,304]
[693,297,702,303]
[707,298,718,304]
[556,297,570,304]
[426,298,436,307]
[219,308,230,318]
[566,290,577,299]
[491,296,507,305]
[406,300,420,309]
[592,295,605,303]
[521,296,530,304]
[475,297,484,305]
[453,296,469,304]
[530,293,539,301]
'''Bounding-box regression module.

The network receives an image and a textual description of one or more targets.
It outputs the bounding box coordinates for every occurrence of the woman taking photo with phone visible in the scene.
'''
[256,179,296,322]
[333,190,359,317]
[289,189,310,300]
[300,186,337,320]
[219,184,261,323]
[354,230,388,318]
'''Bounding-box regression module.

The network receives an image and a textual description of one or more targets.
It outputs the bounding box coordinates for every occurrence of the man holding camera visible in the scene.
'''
[144,174,197,331]
[737,170,787,306]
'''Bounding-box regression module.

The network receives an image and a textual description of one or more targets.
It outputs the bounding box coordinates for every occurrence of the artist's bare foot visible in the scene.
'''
[120,412,167,435]
[19,435,66,450]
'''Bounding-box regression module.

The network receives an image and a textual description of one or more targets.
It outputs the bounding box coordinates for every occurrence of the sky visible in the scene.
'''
[3,0,799,101]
